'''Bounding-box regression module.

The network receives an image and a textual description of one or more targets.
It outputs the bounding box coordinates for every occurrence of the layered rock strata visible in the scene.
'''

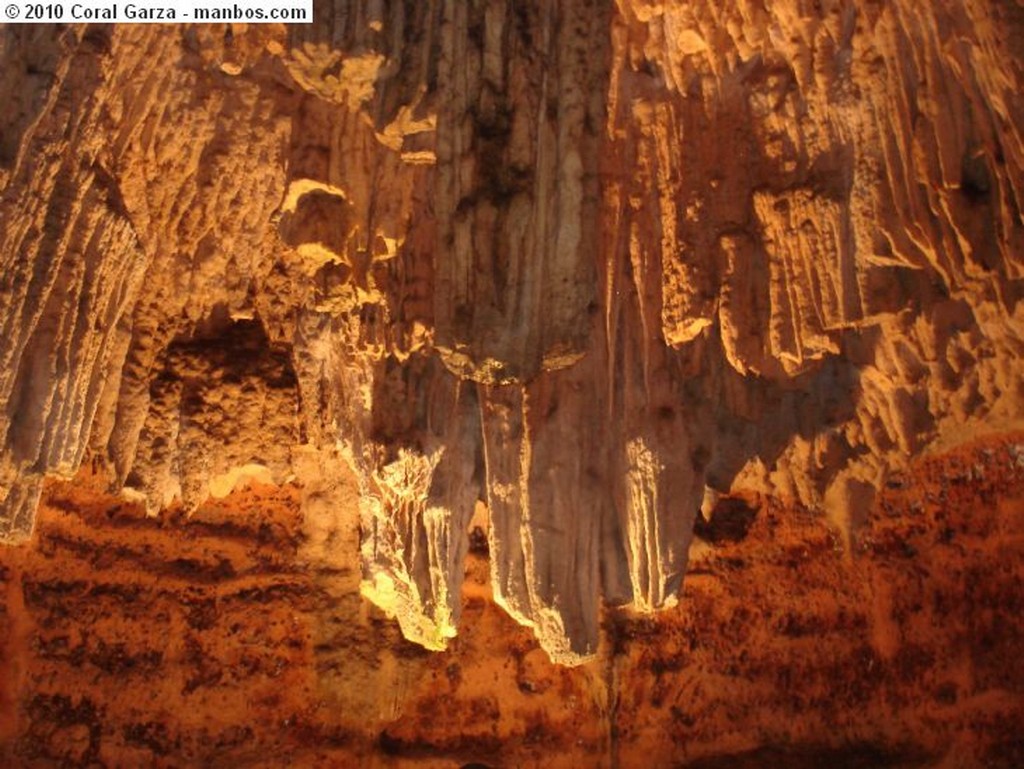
[1,1,1022,663]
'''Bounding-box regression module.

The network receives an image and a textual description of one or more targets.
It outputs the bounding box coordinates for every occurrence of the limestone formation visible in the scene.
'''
[1,1,1022,664]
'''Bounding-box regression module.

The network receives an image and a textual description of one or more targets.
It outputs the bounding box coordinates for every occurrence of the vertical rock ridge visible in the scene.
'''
[433,0,609,383]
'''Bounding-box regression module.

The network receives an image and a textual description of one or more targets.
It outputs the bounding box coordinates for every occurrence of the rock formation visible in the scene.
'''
[2,435,1023,767]
[1,0,1023,666]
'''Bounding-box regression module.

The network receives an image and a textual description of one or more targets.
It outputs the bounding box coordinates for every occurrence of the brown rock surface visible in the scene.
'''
[0,0,1022,708]
[0,434,1022,766]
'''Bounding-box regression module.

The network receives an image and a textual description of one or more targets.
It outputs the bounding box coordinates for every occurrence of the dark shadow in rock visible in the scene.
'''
[679,742,933,769]
[705,336,868,501]
[693,497,758,545]
[468,525,489,556]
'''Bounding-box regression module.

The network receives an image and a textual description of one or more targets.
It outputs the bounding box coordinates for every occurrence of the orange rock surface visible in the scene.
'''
[0,434,1022,766]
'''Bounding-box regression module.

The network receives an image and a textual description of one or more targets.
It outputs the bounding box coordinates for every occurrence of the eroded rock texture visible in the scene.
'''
[1,435,1023,767]
[1,1,1023,664]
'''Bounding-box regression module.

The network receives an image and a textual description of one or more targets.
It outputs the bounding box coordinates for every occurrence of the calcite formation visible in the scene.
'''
[1,1,1022,664]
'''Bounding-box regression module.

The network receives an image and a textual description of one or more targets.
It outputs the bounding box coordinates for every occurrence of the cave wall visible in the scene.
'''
[1,0,1022,665]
